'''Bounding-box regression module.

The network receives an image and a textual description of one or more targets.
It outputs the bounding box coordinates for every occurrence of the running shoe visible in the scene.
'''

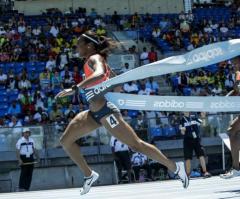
[175,162,189,189]
[220,169,240,179]
[80,170,99,195]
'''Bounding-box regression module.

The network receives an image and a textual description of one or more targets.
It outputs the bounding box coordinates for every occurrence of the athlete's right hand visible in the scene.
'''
[55,88,75,99]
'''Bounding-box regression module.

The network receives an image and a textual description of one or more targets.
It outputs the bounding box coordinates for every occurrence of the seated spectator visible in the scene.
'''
[220,23,229,35]
[138,84,152,95]
[67,111,76,123]
[54,114,66,133]
[18,23,26,34]
[46,55,56,71]
[209,20,219,30]
[225,76,235,92]
[121,110,131,124]
[148,47,158,63]
[8,115,22,127]
[28,70,39,85]
[186,11,194,22]
[19,90,35,114]
[72,66,82,84]
[178,73,188,93]
[62,71,73,88]
[204,24,213,33]
[39,69,51,89]
[179,11,186,21]
[18,75,31,90]
[60,66,72,79]
[40,112,49,125]
[13,45,22,61]
[56,48,69,70]
[64,104,76,116]
[197,71,208,86]
[33,107,43,123]
[50,24,59,37]
[0,68,7,86]
[212,85,222,96]
[132,112,147,130]
[94,16,102,27]
[96,25,106,36]
[32,26,42,36]
[152,27,161,38]
[121,62,130,74]
[51,70,63,90]
[7,100,21,116]
[206,71,215,87]
[140,47,149,65]
[123,81,139,94]
[6,70,17,91]
[145,77,159,94]
[34,91,46,111]
[50,104,63,121]
[188,72,197,88]
[47,92,55,112]
[180,20,190,34]
[131,152,152,182]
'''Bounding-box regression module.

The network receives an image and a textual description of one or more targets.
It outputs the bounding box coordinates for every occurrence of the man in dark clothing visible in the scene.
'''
[179,112,211,178]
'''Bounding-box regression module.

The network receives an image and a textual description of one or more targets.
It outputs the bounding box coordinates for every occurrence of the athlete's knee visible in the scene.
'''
[60,121,79,147]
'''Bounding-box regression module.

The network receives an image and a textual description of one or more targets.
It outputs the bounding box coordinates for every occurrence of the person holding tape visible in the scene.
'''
[55,31,189,195]
[220,82,240,179]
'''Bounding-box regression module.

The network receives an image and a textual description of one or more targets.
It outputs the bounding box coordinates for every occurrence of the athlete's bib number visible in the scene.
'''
[106,114,119,128]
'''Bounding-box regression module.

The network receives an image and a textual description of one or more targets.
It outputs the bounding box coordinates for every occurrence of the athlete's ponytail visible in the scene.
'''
[80,31,116,59]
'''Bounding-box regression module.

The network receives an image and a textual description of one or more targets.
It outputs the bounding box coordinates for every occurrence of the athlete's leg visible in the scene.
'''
[229,131,240,170]
[100,114,176,172]
[185,159,191,176]
[220,117,240,179]
[228,116,240,170]
[60,110,100,176]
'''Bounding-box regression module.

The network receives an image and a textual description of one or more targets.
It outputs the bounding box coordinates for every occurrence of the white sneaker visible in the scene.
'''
[80,170,99,195]
[175,162,189,189]
[220,169,240,179]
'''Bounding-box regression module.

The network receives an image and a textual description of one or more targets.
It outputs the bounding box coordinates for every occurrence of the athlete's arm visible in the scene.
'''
[76,55,106,89]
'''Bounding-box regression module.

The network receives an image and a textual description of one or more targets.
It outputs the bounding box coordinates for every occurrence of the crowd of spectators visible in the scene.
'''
[0,4,238,144]
[0,7,108,128]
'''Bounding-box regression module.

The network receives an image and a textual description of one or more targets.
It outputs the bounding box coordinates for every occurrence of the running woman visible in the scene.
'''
[55,31,189,195]
[220,82,240,179]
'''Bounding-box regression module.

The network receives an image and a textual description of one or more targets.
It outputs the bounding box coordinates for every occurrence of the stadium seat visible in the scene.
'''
[149,127,163,138]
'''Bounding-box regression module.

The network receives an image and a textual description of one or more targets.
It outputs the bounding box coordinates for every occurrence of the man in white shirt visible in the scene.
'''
[46,56,56,71]
[140,47,149,65]
[49,25,59,37]
[18,23,26,34]
[16,128,39,191]
[220,24,229,34]
[138,84,152,95]
[123,81,139,94]
[204,25,213,33]
[9,116,22,135]
[32,26,41,36]
[94,17,102,27]
[131,152,152,181]
[0,69,7,86]
[110,136,132,183]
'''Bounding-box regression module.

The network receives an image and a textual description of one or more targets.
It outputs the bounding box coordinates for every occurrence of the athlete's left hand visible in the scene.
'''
[55,88,75,99]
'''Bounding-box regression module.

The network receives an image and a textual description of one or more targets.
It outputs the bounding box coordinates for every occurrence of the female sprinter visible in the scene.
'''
[55,31,189,195]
